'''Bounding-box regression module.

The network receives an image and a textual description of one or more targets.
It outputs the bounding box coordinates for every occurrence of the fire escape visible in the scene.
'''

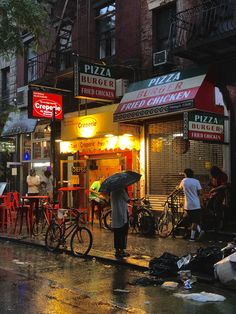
[28,0,77,86]
[169,0,236,62]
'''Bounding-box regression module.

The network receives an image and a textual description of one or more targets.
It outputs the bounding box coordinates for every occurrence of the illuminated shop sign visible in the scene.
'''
[30,91,63,120]
[74,60,116,102]
[183,111,225,142]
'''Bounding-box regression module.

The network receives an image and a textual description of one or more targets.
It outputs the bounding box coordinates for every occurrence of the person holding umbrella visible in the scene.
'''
[110,187,130,258]
[99,170,142,258]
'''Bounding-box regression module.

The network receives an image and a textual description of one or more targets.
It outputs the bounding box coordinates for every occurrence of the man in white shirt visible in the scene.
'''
[27,168,40,195]
[179,168,204,241]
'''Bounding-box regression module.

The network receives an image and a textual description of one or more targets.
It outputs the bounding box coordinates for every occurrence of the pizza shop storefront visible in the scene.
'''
[114,68,229,209]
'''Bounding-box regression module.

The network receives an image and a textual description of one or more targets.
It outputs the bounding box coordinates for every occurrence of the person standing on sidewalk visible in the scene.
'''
[26,168,41,223]
[89,176,105,226]
[26,168,40,196]
[110,188,130,258]
[178,168,204,241]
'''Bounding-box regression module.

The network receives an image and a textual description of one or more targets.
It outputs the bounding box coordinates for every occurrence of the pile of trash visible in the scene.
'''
[148,241,236,289]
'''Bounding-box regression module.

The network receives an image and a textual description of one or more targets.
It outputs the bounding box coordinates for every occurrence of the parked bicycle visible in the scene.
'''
[103,197,155,236]
[45,208,93,256]
[32,201,52,236]
[157,189,184,238]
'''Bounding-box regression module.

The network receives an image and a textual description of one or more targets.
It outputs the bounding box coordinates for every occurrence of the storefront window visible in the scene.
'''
[32,141,50,160]
[147,119,223,195]
[33,142,42,160]
[22,134,31,161]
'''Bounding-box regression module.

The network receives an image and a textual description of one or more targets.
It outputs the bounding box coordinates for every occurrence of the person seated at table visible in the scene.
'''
[89,176,106,226]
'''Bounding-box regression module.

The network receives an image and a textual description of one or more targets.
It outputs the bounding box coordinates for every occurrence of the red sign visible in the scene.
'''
[32,91,63,120]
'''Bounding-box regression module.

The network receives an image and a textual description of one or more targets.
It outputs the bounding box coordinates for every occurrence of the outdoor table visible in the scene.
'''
[20,195,49,235]
[58,187,84,208]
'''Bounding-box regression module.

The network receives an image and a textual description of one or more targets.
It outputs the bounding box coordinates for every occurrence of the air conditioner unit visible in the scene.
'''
[16,86,28,107]
[153,50,172,67]
[116,79,129,98]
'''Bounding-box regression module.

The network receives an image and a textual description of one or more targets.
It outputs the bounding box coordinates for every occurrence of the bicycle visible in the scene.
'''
[32,201,52,236]
[157,189,185,238]
[103,197,155,236]
[45,208,93,257]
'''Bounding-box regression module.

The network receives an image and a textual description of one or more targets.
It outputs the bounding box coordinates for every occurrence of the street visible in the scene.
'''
[0,240,235,314]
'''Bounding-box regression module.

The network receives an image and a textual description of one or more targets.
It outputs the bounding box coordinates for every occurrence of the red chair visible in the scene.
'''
[0,192,15,233]
[13,197,31,235]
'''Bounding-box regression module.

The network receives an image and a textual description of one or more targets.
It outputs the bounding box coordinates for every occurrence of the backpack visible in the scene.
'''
[139,215,156,236]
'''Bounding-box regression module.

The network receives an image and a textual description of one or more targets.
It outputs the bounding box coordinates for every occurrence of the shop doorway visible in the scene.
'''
[87,157,126,189]
[59,159,87,209]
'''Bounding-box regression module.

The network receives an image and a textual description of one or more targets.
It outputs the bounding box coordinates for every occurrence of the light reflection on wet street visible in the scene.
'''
[0,240,235,314]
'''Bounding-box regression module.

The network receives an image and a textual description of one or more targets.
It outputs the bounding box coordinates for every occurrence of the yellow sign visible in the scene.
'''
[60,136,140,154]
[61,111,119,140]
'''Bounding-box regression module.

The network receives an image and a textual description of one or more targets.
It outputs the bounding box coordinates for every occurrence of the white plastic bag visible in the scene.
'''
[174,291,225,302]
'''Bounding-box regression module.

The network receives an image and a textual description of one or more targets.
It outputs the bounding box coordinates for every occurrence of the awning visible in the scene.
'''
[1,111,37,137]
[114,68,224,122]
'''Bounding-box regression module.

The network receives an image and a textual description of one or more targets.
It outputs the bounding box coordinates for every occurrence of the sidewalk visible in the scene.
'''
[0,223,235,272]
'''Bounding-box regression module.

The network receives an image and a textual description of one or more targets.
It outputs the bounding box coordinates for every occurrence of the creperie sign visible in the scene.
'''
[32,91,63,120]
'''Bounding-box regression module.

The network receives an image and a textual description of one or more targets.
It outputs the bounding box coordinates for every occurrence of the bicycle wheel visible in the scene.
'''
[32,218,44,236]
[103,209,113,231]
[157,210,174,238]
[45,223,62,252]
[70,227,93,257]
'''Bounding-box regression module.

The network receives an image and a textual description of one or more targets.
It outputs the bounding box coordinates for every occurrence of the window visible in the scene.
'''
[58,23,73,70]
[153,3,176,51]
[1,67,10,101]
[25,43,37,83]
[96,2,116,59]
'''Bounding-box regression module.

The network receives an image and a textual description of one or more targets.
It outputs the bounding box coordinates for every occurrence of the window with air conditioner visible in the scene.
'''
[153,2,176,65]
[96,2,116,59]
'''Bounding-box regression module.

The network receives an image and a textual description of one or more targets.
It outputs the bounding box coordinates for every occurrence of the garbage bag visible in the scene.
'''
[129,277,163,286]
[188,246,223,276]
[149,252,179,277]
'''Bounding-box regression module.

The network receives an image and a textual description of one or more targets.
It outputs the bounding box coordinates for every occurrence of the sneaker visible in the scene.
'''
[120,251,130,258]
[115,250,121,258]
[198,230,205,241]
[189,238,195,242]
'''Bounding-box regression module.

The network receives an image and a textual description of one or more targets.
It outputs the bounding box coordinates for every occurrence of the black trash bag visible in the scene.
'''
[149,252,179,277]
[139,215,156,236]
[188,246,223,276]
[129,277,163,286]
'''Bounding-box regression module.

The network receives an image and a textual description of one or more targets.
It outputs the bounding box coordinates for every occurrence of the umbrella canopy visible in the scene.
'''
[99,171,141,193]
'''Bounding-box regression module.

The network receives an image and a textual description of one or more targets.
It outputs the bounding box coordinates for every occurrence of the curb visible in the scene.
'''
[0,234,148,272]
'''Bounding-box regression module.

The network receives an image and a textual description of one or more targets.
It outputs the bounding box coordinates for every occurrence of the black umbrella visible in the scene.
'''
[99,171,141,193]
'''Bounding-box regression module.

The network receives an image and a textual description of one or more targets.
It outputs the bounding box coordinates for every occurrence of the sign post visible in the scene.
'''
[50,108,56,203]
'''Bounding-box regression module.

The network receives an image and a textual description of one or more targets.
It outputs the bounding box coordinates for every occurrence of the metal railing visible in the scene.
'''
[170,0,236,50]
[27,48,74,83]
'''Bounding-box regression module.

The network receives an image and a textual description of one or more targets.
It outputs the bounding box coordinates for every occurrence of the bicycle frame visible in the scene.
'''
[52,210,82,243]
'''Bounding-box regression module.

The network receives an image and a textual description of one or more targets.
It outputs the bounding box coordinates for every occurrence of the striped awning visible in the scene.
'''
[114,67,223,122]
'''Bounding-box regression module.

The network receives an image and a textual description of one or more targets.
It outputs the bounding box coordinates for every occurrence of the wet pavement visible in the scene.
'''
[0,240,235,314]
[0,223,235,272]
